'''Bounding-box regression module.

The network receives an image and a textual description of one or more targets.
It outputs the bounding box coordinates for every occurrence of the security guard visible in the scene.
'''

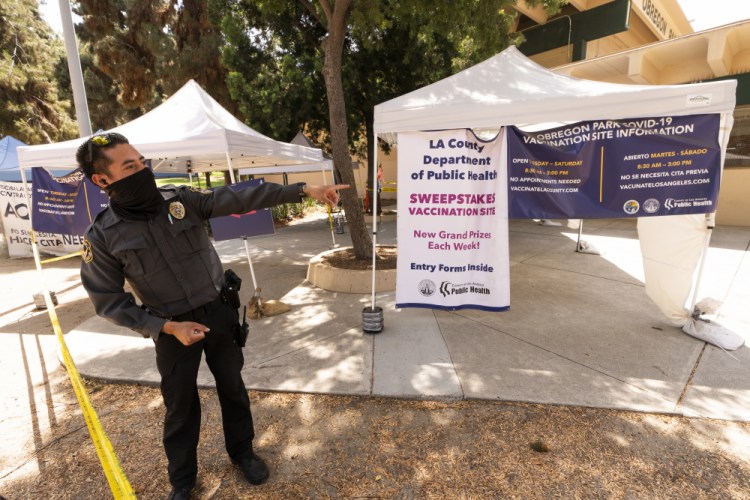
[77,133,346,499]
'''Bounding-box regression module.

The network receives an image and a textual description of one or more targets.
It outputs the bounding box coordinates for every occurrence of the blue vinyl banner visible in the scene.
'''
[209,178,276,241]
[31,167,108,235]
[507,114,722,218]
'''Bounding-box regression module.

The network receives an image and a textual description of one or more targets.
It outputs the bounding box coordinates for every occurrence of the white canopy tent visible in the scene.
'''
[372,46,741,349]
[17,79,332,175]
[375,46,735,134]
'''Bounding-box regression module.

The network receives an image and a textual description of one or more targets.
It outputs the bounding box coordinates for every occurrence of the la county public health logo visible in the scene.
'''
[623,200,640,215]
[643,198,660,214]
[418,279,436,297]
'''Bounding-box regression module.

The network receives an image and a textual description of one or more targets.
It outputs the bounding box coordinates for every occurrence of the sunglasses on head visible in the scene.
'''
[87,132,126,166]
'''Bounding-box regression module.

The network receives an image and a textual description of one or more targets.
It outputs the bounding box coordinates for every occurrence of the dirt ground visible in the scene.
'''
[322,245,398,270]
[1,247,750,499]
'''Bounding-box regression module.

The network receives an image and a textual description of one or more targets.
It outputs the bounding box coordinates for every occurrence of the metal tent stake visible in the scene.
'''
[575,220,600,255]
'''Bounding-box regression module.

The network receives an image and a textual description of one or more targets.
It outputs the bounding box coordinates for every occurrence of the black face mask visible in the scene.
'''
[105,167,163,220]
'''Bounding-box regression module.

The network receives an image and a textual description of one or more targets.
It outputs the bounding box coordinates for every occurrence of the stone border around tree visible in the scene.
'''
[306,246,397,293]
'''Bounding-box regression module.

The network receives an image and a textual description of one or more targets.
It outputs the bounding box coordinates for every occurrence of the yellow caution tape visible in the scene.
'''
[40,251,82,265]
[32,243,135,498]
[326,205,334,231]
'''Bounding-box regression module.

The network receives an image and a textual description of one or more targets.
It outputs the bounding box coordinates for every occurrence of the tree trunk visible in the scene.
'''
[321,0,372,259]
[204,172,212,188]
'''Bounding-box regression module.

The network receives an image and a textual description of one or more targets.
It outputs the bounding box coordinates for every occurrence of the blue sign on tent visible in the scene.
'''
[31,167,108,235]
[209,178,276,241]
[506,113,722,219]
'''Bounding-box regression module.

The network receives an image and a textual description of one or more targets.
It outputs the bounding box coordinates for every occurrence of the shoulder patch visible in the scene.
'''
[82,238,94,264]
[189,186,213,194]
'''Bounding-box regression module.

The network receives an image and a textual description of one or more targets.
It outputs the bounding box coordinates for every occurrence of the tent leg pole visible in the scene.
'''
[243,237,258,291]
[361,139,383,334]
[225,152,237,184]
[576,220,584,252]
[370,150,378,310]
[688,216,714,315]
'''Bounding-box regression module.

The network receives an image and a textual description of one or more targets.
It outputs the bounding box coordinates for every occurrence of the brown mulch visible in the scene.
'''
[3,380,750,499]
[321,245,398,270]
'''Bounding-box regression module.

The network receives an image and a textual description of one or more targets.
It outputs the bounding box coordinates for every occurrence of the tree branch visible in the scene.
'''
[299,0,326,29]
[318,0,333,21]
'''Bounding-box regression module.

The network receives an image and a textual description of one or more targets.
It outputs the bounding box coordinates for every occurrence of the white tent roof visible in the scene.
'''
[18,80,331,174]
[374,46,737,135]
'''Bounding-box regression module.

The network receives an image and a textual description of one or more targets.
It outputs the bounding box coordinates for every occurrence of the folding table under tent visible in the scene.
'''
[371,46,740,349]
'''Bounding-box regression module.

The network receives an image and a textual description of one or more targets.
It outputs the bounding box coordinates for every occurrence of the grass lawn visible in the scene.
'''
[155,172,228,189]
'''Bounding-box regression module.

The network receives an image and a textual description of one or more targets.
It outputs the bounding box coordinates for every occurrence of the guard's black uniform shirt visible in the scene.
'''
[81,182,302,340]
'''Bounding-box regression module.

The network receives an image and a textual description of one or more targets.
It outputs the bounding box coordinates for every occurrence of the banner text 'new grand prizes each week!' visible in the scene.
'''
[396,130,510,311]
[506,114,721,219]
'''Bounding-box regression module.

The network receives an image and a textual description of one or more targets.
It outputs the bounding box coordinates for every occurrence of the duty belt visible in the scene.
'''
[170,294,225,322]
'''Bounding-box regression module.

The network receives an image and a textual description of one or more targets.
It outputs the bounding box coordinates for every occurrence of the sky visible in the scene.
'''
[677,0,750,31]
[38,0,750,35]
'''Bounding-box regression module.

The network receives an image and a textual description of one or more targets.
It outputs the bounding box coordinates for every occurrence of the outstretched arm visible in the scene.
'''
[303,184,349,207]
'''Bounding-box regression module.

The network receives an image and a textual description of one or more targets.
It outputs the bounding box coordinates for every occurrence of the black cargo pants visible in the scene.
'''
[155,296,254,489]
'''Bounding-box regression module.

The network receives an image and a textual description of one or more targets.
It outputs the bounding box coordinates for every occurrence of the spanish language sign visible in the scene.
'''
[0,180,92,258]
[31,167,108,235]
[209,178,275,241]
[396,130,510,311]
[507,114,721,218]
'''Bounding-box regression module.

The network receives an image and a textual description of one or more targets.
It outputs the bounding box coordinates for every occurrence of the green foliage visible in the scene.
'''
[528,0,569,17]
[271,203,290,222]
[290,196,318,218]
[0,0,78,143]
[219,1,328,142]
[216,0,570,159]
[71,0,238,128]
[270,197,318,223]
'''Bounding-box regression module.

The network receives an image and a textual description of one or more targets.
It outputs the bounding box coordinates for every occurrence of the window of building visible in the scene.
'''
[726,105,750,168]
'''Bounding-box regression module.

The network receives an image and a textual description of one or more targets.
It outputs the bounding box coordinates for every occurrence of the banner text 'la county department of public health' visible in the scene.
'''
[396,130,509,311]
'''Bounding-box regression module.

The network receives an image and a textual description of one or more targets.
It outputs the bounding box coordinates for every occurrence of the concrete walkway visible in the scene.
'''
[65,213,750,421]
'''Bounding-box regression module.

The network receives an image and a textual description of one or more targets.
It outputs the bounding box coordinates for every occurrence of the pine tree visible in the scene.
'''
[72,0,238,127]
[0,0,78,143]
